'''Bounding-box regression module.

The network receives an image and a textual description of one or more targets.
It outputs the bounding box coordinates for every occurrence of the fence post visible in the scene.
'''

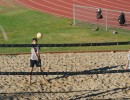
[105,9,108,31]
[73,4,76,25]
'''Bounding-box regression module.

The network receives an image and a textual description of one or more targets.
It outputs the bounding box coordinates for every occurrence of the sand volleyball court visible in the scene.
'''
[0,52,130,99]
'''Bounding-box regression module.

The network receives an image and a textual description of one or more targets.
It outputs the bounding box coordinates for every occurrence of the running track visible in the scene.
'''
[13,0,130,30]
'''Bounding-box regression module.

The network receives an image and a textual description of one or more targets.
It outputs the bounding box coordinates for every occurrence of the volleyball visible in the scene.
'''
[37,32,42,38]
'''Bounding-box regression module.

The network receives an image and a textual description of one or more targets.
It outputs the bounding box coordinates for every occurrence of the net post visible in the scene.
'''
[105,9,108,31]
[73,4,76,25]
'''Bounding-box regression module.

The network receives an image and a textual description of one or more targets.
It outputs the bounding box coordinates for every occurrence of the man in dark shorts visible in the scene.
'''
[30,38,41,68]
[30,38,48,84]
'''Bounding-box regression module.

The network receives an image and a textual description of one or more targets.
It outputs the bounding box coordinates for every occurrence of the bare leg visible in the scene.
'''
[39,67,50,83]
[40,67,46,80]
[30,67,34,84]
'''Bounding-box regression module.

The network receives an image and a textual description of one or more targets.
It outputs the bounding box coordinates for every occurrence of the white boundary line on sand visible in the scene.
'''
[0,25,8,40]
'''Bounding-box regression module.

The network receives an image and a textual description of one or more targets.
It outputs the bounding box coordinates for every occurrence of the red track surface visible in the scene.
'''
[0,0,11,6]
[13,0,130,30]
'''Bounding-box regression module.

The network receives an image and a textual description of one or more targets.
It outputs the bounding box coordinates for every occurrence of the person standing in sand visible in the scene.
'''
[30,38,48,84]
[126,50,130,69]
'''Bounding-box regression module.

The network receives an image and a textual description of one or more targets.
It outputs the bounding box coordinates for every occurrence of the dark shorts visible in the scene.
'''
[30,59,41,67]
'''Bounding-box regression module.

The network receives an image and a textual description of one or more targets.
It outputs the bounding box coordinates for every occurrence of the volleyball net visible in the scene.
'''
[1,41,130,54]
[0,42,129,76]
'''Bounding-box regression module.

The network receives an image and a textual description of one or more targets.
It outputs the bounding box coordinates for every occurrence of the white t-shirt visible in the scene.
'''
[128,54,130,61]
[30,47,39,60]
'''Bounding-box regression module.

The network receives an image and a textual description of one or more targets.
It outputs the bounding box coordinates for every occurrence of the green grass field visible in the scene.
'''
[0,1,130,54]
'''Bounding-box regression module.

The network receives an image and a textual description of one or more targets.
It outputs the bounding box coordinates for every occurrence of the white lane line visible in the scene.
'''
[58,0,73,6]
[30,0,72,15]
[102,0,130,9]
[13,0,72,18]
[0,25,8,40]
[76,0,130,12]
[116,0,130,5]
[41,0,72,10]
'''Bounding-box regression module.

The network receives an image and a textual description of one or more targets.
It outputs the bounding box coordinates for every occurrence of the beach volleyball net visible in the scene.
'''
[0,42,130,54]
[0,43,130,76]
[1,41,130,54]
[73,5,130,32]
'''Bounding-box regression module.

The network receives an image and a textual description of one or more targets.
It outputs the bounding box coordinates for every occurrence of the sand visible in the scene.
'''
[0,52,130,99]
